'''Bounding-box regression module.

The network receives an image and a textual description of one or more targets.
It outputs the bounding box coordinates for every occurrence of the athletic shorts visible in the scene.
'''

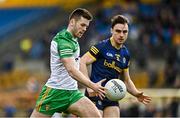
[35,85,84,115]
[85,89,119,110]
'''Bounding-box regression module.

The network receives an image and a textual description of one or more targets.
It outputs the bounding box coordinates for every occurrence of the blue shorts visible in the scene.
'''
[85,89,119,110]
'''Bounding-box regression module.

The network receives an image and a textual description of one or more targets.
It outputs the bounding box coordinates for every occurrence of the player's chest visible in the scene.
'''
[101,49,127,67]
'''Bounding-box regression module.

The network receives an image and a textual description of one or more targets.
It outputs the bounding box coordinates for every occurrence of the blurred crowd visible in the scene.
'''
[0,0,179,117]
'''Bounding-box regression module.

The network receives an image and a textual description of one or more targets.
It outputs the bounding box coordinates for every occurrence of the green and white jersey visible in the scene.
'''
[46,29,80,90]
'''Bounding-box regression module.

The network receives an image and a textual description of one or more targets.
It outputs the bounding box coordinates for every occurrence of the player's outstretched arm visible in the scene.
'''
[61,57,106,97]
[123,69,151,105]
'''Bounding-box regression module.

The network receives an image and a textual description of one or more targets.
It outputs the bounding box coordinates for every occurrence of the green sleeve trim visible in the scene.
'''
[60,54,74,58]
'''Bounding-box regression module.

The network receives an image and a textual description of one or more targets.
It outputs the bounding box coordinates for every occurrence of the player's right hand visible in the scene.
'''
[87,88,96,97]
[89,79,107,100]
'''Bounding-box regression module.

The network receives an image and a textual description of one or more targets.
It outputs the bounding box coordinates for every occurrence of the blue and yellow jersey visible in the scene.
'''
[87,38,130,85]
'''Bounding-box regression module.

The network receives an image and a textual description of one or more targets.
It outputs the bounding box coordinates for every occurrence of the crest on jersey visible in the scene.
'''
[123,57,126,63]
[115,54,120,61]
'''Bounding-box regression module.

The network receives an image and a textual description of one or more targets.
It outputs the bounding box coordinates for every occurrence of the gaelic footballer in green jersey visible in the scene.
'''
[46,29,80,90]
[31,8,106,117]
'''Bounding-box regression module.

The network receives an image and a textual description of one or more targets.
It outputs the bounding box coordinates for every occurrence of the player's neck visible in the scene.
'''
[110,37,122,50]
[67,27,75,38]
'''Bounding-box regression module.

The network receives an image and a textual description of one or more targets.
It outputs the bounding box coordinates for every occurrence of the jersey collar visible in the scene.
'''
[65,29,78,42]
[110,37,123,50]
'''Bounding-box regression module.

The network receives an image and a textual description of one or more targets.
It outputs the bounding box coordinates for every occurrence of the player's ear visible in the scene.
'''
[69,19,75,26]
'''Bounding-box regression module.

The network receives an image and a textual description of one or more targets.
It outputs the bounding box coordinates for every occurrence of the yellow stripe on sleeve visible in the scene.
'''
[90,48,98,54]
[90,46,99,55]
[86,52,96,61]
[92,46,99,53]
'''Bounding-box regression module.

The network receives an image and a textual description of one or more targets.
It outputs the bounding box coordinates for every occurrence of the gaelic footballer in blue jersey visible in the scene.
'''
[87,39,130,84]
[80,15,151,117]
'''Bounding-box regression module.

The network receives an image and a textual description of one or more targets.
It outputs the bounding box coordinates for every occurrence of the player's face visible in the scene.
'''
[111,23,128,45]
[73,17,90,38]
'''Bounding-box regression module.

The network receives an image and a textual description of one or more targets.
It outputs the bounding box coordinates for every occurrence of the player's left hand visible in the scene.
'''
[136,92,151,105]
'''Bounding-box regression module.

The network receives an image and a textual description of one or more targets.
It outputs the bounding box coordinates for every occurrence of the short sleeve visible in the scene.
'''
[124,61,130,72]
[88,43,101,60]
[123,50,131,71]
[57,39,74,58]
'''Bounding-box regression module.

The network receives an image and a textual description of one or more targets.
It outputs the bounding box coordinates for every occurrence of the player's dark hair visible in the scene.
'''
[111,15,129,28]
[69,8,93,21]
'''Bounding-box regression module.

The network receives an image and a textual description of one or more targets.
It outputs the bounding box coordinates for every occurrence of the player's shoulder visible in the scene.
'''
[96,38,109,48]
[121,45,130,56]
[54,29,66,38]
[53,29,72,43]
[52,30,75,49]
[92,39,109,52]
[121,45,128,50]
[99,38,109,44]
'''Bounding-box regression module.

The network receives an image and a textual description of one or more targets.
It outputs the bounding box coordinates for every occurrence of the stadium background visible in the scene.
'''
[0,0,179,117]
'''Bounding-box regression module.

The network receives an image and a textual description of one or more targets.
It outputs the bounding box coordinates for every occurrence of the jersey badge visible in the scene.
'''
[123,57,126,63]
